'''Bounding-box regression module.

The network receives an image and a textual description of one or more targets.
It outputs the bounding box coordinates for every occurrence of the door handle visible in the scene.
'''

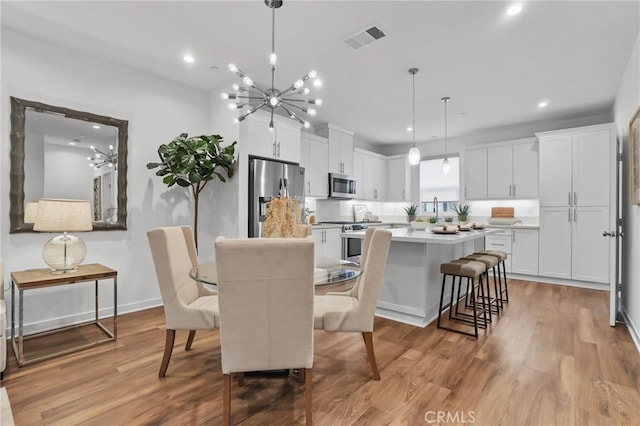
[603,231,613,237]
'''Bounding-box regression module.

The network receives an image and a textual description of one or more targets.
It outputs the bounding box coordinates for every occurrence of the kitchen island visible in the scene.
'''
[342,227,496,327]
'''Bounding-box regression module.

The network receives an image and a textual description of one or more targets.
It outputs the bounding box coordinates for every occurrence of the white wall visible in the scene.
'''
[1,29,227,332]
[614,29,640,346]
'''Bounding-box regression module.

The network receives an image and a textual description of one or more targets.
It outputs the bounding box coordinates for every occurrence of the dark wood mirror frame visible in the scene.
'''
[9,96,128,233]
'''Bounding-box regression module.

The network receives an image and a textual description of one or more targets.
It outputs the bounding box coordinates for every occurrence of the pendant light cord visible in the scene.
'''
[271,4,276,90]
[412,73,416,145]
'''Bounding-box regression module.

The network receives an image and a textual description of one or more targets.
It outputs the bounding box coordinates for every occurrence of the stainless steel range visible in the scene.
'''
[319,221,370,264]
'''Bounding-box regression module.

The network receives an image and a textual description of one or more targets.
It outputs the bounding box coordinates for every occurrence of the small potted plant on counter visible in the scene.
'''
[453,203,470,224]
[445,216,454,223]
[404,203,419,222]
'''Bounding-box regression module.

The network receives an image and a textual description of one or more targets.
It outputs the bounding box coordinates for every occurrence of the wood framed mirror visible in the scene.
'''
[9,96,128,233]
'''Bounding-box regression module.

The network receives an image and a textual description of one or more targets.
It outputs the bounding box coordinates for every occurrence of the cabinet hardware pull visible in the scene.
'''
[574,192,577,206]
[492,243,505,246]
[509,185,512,196]
[465,187,467,198]
[568,209,571,222]
[568,192,572,206]
[308,181,311,193]
[574,209,577,222]
[402,189,405,200]
[277,142,281,157]
[513,184,516,196]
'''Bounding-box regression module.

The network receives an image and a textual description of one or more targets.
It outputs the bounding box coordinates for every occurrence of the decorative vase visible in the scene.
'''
[407,215,417,222]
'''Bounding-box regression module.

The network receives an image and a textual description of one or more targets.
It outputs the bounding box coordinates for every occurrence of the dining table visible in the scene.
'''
[189,257,361,287]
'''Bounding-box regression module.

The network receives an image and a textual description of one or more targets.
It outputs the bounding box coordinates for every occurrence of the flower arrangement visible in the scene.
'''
[262,196,302,238]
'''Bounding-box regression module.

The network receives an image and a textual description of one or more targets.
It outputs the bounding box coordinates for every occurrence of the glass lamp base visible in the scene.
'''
[42,233,87,273]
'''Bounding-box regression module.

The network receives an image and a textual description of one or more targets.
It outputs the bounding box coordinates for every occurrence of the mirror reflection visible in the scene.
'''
[10,97,128,233]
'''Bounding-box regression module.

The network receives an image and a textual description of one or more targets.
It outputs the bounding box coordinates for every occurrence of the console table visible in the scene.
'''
[10,263,117,367]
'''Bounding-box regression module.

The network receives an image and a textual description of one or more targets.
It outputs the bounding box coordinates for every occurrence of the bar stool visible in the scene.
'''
[475,250,509,304]
[460,254,502,315]
[437,260,488,338]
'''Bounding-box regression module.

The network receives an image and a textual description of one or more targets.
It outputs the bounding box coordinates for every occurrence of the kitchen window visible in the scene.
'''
[419,156,460,215]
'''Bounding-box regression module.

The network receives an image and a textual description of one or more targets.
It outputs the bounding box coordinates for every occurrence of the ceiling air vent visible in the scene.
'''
[344,25,387,50]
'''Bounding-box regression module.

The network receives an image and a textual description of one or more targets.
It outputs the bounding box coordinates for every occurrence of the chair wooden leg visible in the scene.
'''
[362,332,381,380]
[223,374,231,426]
[159,329,176,378]
[305,368,313,426]
[185,330,196,350]
[237,372,245,386]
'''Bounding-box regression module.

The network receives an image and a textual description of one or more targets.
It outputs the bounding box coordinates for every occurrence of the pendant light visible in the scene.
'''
[441,96,451,174]
[407,68,420,166]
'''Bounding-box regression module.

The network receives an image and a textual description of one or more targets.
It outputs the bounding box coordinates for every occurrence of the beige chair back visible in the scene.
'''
[323,228,392,332]
[215,236,315,374]
[147,226,217,330]
[0,260,4,300]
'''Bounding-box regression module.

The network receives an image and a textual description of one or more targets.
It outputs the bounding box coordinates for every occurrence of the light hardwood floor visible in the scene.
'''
[2,279,640,425]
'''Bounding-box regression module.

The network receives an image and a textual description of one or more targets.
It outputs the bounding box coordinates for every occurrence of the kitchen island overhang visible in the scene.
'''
[342,227,498,328]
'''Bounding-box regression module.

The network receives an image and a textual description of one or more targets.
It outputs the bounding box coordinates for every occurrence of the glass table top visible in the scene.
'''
[190,258,360,286]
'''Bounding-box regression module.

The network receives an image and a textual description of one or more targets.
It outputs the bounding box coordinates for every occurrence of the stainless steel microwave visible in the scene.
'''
[329,173,356,199]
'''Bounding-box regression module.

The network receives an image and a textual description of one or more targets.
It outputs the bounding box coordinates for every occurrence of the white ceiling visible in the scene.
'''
[2,1,638,146]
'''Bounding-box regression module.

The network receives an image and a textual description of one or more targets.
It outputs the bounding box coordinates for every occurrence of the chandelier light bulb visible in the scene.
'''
[294,79,304,89]
[227,102,236,110]
[304,121,311,129]
[308,70,317,79]
[269,121,275,131]
[314,98,323,106]
[242,76,254,86]
[270,53,277,66]
[220,92,229,100]
[313,79,322,87]
[307,108,317,116]
[109,145,114,150]
[233,118,239,124]
[269,96,279,107]
[232,84,240,91]
[228,63,238,72]
[303,88,310,95]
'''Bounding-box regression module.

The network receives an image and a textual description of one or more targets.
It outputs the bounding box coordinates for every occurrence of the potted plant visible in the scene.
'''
[453,203,470,224]
[403,203,419,222]
[428,216,438,224]
[147,133,237,248]
[445,216,454,223]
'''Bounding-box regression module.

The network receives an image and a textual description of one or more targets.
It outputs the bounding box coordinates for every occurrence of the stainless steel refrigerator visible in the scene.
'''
[249,157,305,238]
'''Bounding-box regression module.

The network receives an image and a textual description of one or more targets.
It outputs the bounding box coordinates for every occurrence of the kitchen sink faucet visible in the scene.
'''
[433,197,438,222]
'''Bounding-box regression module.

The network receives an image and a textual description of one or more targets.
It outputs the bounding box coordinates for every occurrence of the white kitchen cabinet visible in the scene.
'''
[352,150,366,199]
[538,127,611,207]
[242,111,301,163]
[511,229,539,275]
[387,156,411,202]
[463,149,487,199]
[537,124,614,284]
[316,124,354,175]
[300,132,329,197]
[485,228,512,272]
[312,227,342,260]
[363,152,386,201]
[487,142,538,199]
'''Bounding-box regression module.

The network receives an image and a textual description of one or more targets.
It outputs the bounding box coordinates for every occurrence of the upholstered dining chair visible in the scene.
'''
[147,226,219,377]
[215,236,315,426]
[1,261,6,380]
[313,228,392,380]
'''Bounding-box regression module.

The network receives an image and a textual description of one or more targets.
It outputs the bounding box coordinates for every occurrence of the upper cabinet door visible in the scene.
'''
[512,142,539,198]
[274,121,301,163]
[352,150,366,199]
[245,113,275,159]
[573,129,611,206]
[387,157,410,201]
[538,135,573,206]
[487,146,512,198]
[308,137,329,197]
[317,124,354,175]
[464,149,487,199]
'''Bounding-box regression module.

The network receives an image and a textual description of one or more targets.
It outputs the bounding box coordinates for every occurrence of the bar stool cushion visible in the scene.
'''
[440,260,485,278]
[476,250,508,261]
[461,254,499,268]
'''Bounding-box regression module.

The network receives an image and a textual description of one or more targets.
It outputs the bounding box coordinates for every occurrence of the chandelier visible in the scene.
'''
[221,0,322,130]
[441,97,451,174]
[407,68,421,166]
[87,144,118,170]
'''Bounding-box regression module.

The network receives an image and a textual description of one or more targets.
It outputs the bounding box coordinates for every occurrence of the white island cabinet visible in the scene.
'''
[342,228,495,327]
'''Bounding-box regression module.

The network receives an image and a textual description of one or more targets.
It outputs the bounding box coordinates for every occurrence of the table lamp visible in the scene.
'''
[33,199,93,273]
[23,202,39,223]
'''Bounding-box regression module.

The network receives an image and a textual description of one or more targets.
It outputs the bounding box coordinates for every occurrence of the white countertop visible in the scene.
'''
[341,227,497,244]
[486,224,540,229]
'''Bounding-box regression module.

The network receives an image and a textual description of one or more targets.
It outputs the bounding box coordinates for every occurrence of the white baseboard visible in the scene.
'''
[509,273,609,291]
[4,297,162,337]
[621,308,640,355]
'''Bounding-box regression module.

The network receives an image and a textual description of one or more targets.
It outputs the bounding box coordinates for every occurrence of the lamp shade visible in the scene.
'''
[33,199,93,232]
[23,202,39,223]
[408,146,421,165]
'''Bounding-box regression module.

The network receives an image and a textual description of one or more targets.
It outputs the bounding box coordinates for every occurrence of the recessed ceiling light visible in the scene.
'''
[92,125,100,129]
[69,142,76,146]
[183,54,195,64]
[538,101,548,108]
[406,126,413,132]
[506,4,522,16]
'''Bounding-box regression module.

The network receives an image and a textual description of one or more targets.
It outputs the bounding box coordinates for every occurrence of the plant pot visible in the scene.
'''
[458,215,468,224]
[407,215,417,222]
